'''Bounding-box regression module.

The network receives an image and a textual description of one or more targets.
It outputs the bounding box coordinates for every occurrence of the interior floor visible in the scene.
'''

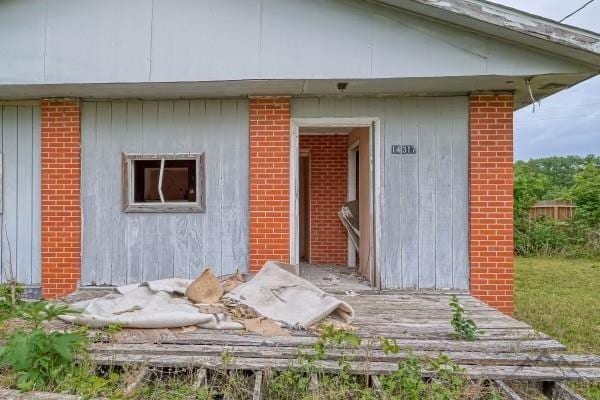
[299,263,372,292]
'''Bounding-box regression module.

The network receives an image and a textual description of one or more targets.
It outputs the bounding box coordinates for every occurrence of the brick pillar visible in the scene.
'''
[249,97,291,272]
[469,94,514,314]
[41,100,81,299]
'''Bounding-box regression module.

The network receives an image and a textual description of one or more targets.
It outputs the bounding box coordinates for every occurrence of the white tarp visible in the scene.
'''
[60,263,355,330]
[225,261,355,328]
[60,280,242,329]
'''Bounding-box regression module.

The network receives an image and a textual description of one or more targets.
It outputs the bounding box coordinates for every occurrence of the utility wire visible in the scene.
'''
[560,0,595,22]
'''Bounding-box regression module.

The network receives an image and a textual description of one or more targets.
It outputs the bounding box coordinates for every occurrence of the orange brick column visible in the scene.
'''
[469,93,514,314]
[41,100,81,299]
[249,97,291,272]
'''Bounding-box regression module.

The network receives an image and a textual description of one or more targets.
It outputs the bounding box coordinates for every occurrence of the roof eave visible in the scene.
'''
[373,0,600,68]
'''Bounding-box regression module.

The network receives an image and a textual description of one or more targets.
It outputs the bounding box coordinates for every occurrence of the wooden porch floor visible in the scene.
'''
[74,266,600,382]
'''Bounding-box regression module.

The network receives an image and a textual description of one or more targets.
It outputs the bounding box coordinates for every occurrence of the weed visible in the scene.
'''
[53,364,121,399]
[266,326,366,400]
[449,295,481,341]
[266,368,311,399]
[381,337,400,354]
[16,301,80,329]
[425,355,467,399]
[0,300,87,391]
[0,281,23,323]
[135,373,214,400]
[218,370,254,400]
[220,349,233,365]
[380,354,425,399]
[104,323,123,335]
[0,327,88,390]
[318,374,376,400]
[318,324,362,348]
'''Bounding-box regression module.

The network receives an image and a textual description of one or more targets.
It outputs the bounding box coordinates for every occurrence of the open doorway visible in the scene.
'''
[299,151,311,262]
[292,120,378,286]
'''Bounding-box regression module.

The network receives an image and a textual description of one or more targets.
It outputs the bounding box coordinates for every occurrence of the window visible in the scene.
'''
[122,153,205,213]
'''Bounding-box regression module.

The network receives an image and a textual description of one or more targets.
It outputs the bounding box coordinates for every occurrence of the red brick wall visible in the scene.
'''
[469,94,514,314]
[41,100,81,299]
[249,98,291,272]
[299,135,348,264]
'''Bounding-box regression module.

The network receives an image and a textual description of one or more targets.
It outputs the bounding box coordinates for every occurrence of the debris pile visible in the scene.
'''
[60,262,354,336]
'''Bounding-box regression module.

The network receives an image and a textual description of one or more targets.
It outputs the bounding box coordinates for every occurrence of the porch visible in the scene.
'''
[69,265,600,388]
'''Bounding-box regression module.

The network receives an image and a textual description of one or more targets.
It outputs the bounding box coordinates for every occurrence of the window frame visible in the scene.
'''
[121,152,206,213]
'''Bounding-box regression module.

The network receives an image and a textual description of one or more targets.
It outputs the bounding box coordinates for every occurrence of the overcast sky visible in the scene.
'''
[491,0,600,160]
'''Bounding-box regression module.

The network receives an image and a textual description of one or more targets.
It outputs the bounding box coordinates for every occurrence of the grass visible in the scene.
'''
[515,257,600,353]
[515,256,600,399]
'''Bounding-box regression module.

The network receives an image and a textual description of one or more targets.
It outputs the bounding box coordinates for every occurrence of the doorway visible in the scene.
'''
[299,152,310,262]
[290,118,380,287]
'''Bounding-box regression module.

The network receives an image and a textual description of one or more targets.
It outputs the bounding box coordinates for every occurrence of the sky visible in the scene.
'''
[491,0,600,160]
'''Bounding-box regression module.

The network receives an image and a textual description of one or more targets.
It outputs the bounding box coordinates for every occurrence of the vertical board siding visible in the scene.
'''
[0,106,41,286]
[291,97,469,290]
[81,100,249,286]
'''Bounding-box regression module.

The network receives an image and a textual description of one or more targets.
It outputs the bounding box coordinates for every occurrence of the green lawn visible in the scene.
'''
[515,257,600,399]
[515,257,600,354]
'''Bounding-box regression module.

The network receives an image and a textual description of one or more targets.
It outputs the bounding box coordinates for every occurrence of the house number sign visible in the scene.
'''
[391,145,416,155]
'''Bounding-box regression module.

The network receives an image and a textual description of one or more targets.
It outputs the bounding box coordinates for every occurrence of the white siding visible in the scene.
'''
[81,100,249,286]
[292,96,469,290]
[0,106,41,286]
[0,0,589,85]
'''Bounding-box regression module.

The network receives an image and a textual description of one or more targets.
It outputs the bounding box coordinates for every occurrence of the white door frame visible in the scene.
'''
[289,117,382,288]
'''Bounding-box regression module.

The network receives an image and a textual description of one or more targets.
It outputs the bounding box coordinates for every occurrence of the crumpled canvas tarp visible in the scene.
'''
[60,279,243,329]
[225,261,355,328]
[60,263,354,330]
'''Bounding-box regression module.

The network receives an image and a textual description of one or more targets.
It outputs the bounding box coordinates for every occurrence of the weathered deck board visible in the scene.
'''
[112,331,565,352]
[89,353,600,381]
[71,284,588,382]
[91,343,600,367]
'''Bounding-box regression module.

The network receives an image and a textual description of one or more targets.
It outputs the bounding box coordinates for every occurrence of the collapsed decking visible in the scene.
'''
[71,267,600,389]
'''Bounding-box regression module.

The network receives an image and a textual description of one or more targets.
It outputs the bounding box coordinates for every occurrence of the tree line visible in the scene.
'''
[514,155,600,257]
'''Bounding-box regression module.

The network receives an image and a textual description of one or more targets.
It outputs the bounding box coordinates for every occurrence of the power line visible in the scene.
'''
[560,0,596,22]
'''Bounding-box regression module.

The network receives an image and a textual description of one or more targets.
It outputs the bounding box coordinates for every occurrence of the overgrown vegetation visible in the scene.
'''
[449,295,481,341]
[515,257,600,399]
[265,325,500,400]
[0,281,23,324]
[0,299,87,391]
[514,155,600,257]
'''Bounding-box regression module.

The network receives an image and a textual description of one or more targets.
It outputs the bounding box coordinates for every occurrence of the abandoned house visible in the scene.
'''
[0,0,599,316]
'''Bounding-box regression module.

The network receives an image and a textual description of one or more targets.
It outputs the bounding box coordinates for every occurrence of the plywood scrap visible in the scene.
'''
[186,267,224,304]
[194,303,227,314]
[243,318,290,337]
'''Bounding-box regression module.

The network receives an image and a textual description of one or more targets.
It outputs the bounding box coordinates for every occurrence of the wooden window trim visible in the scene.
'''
[121,152,206,213]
